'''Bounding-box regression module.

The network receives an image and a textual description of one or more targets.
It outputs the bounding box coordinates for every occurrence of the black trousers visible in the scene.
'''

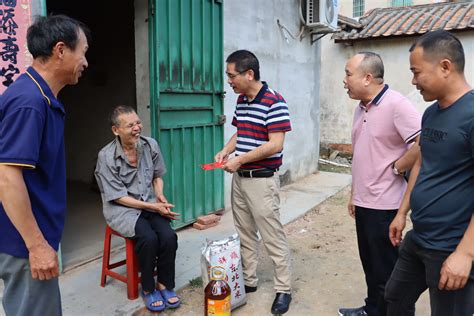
[355,206,399,316]
[133,211,178,293]
[385,230,474,316]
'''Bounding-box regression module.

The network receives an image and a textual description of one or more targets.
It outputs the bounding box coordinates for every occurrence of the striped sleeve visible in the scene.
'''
[232,108,238,127]
[267,99,291,133]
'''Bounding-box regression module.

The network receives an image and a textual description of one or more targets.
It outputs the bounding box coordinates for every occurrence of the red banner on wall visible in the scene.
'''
[0,0,33,94]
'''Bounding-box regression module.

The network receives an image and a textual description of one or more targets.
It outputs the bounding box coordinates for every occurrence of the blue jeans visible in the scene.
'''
[385,230,474,316]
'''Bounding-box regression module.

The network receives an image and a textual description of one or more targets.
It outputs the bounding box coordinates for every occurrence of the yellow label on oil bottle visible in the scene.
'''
[206,295,231,316]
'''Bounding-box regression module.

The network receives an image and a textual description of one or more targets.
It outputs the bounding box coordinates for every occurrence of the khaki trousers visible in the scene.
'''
[231,173,292,293]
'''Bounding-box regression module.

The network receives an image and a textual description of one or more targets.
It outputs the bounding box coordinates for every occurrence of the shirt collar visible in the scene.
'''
[25,67,65,114]
[114,138,126,160]
[114,136,144,160]
[242,81,268,104]
[359,84,389,109]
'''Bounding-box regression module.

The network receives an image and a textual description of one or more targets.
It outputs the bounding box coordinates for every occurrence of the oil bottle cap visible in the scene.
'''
[210,266,226,281]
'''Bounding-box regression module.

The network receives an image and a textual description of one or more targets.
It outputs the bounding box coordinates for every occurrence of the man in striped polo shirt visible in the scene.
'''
[215,50,292,314]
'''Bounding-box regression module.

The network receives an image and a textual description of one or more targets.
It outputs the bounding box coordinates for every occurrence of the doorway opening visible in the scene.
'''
[46,0,138,269]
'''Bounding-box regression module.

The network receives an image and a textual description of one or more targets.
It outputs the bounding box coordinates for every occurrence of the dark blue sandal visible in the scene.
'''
[160,288,181,309]
[142,289,166,312]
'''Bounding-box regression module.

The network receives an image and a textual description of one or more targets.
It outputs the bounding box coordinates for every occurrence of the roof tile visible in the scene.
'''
[333,2,474,42]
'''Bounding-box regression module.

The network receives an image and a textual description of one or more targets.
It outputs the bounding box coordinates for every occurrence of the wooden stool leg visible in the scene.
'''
[126,239,139,299]
[100,226,112,287]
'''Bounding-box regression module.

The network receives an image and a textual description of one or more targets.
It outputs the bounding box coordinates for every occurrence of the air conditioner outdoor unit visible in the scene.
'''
[305,0,339,33]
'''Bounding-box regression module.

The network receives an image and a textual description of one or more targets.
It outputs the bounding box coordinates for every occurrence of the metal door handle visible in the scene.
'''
[217,115,226,125]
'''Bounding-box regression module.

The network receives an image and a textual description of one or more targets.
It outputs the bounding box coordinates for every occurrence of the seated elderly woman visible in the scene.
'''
[95,105,180,312]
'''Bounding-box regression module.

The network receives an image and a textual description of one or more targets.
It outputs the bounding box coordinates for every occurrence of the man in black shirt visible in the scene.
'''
[385,30,474,316]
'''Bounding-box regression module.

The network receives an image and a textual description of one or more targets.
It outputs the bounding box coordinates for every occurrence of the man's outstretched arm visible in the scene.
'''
[389,148,422,247]
[393,136,420,173]
[222,132,285,173]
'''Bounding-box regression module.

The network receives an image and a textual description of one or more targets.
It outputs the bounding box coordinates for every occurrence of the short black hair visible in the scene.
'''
[226,50,260,81]
[358,51,384,80]
[110,105,136,127]
[409,30,465,72]
[27,14,91,60]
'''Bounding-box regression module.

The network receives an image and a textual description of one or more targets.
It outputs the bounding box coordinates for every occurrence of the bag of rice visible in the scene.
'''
[201,233,247,309]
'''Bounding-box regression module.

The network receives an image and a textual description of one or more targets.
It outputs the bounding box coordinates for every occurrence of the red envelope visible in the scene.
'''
[200,162,224,170]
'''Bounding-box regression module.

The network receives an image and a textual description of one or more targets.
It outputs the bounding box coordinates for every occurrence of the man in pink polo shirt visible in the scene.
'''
[338,52,421,316]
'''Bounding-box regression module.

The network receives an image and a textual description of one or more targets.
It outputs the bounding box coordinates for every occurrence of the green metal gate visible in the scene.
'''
[149,0,225,228]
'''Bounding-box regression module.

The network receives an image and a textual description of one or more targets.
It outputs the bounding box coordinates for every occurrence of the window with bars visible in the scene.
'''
[353,0,365,17]
[391,0,413,7]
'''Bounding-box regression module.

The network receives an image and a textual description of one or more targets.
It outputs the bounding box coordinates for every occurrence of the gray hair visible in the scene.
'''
[110,105,136,127]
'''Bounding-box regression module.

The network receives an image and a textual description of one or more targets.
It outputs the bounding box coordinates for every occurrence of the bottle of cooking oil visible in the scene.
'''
[204,266,231,316]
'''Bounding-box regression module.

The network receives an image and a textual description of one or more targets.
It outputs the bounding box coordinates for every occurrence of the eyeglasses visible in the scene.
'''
[226,69,248,79]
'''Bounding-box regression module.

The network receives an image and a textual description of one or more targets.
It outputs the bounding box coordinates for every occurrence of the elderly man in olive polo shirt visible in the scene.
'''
[95,105,180,312]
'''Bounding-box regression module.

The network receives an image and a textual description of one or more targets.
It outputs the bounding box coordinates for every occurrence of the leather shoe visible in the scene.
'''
[271,292,292,314]
[244,285,257,293]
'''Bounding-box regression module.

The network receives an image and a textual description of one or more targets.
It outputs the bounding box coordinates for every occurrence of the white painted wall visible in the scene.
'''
[320,33,474,145]
[135,0,322,207]
[134,0,151,137]
[223,0,321,203]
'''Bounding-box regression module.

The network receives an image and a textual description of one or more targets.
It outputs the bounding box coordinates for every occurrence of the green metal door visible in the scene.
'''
[149,0,224,228]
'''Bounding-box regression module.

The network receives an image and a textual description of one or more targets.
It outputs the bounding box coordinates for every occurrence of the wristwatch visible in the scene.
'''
[392,162,404,176]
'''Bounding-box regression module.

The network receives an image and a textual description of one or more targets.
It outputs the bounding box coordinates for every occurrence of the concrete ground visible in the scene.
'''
[0,171,353,316]
[149,186,430,316]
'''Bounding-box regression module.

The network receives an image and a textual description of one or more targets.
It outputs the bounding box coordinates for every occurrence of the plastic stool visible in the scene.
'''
[100,225,140,299]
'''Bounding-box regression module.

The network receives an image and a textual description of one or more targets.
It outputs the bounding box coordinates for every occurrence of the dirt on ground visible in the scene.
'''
[133,186,430,316]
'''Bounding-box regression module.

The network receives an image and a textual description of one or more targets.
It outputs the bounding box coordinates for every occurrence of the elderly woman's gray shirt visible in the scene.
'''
[95,136,166,237]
